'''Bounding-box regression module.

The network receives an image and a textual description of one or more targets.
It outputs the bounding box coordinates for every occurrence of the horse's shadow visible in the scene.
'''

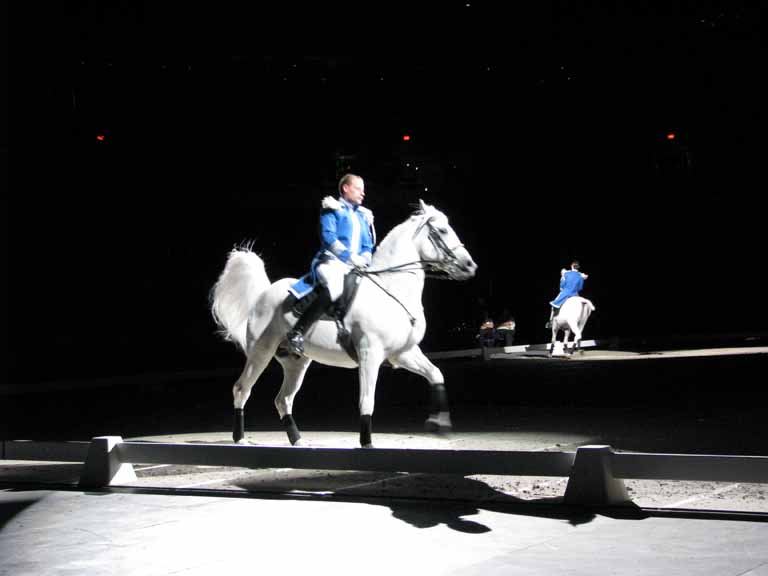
[231,470,640,532]
[339,474,601,532]
[179,439,644,532]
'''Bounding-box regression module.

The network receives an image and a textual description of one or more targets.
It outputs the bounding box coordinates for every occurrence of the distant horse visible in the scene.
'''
[549,296,595,357]
[211,200,477,447]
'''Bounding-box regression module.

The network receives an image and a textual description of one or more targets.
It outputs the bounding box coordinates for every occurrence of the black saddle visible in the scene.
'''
[282,270,364,360]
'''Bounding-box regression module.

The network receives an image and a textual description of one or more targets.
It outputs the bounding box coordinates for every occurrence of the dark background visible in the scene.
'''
[7,1,765,385]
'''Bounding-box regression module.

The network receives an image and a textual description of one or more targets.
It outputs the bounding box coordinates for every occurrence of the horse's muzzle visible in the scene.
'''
[452,256,477,280]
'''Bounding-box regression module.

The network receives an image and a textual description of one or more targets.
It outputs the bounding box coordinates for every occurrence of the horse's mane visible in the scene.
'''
[374,203,441,256]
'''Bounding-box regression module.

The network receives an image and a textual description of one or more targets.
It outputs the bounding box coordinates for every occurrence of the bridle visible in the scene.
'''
[418,217,466,278]
[363,215,465,279]
[354,214,467,324]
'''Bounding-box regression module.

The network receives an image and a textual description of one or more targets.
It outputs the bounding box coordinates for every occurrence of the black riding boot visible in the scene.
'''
[287,286,332,355]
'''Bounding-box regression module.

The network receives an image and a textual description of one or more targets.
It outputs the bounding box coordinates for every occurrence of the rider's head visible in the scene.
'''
[339,174,365,206]
[570,260,581,271]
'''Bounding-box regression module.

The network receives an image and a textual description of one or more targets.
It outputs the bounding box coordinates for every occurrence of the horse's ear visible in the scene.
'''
[419,199,428,213]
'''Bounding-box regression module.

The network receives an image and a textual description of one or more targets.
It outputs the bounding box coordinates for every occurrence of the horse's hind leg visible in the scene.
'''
[567,320,582,355]
[573,328,584,354]
[391,346,452,435]
[274,353,312,446]
[563,329,573,355]
[232,343,277,444]
[549,326,558,358]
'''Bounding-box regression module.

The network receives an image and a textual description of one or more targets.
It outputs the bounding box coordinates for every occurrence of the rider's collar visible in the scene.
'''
[339,197,359,210]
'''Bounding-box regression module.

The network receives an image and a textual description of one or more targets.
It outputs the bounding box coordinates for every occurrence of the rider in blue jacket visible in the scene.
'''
[287,174,376,354]
[546,261,588,328]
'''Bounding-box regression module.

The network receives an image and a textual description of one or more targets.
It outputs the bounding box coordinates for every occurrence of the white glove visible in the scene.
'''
[349,254,368,268]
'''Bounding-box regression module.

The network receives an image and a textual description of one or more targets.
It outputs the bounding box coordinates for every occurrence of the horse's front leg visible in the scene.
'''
[357,336,385,448]
[570,322,583,355]
[390,346,452,435]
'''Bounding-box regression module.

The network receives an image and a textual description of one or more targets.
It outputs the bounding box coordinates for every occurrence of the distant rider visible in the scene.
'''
[546,260,588,329]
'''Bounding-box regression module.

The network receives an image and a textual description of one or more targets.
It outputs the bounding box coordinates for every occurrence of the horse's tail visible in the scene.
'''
[210,246,270,352]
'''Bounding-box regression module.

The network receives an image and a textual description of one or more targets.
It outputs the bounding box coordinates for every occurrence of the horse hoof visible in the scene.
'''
[292,438,305,447]
[425,417,452,435]
[235,438,249,445]
[360,443,374,449]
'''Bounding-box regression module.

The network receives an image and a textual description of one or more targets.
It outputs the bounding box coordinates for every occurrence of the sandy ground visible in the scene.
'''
[510,346,768,361]
[3,427,766,514]
[128,429,768,513]
[3,343,767,514]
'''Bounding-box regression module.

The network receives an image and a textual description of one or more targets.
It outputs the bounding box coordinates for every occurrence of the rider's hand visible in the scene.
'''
[349,254,368,268]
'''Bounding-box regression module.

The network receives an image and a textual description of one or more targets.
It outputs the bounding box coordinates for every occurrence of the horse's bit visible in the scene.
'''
[418,217,466,278]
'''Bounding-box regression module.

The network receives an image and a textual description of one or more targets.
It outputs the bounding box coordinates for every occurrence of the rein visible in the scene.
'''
[353,267,417,325]
[353,215,465,324]
[364,260,454,279]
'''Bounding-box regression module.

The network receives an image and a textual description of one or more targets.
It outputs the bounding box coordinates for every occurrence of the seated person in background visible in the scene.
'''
[496,313,516,346]
[476,316,496,347]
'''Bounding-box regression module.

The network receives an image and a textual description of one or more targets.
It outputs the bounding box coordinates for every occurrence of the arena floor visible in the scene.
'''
[2,339,767,575]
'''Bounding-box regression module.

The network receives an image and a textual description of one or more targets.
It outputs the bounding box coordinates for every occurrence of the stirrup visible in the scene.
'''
[286,330,305,355]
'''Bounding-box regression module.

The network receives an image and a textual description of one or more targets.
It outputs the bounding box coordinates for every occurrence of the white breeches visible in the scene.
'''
[315,259,352,301]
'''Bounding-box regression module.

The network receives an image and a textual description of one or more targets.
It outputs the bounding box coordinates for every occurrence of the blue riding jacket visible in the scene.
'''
[289,196,375,299]
[550,269,585,308]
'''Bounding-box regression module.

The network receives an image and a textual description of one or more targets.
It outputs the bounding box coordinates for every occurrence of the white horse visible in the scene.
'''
[211,200,477,447]
[549,296,596,357]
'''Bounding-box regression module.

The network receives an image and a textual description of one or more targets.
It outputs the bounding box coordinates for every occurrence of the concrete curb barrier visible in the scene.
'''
[5,439,767,508]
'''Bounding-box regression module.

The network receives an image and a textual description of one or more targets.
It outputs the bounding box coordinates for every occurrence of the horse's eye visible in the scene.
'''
[438,228,448,234]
